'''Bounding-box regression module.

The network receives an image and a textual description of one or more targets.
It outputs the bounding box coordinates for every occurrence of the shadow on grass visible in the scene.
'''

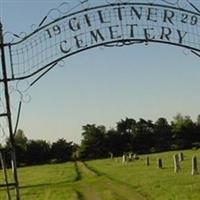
[20,183,50,189]
[18,161,79,191]
[20,179,76,190]
[74,161,81,181]
[83,162,102,176]
[75,190,85,200]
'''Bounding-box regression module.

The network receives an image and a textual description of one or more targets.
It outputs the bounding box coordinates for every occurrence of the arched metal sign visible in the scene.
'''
[1,0,200,199]
[2,0,200,81]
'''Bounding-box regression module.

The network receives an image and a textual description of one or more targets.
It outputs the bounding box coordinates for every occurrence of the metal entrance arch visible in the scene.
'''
[1,0,200,199]
[3,0,200,81]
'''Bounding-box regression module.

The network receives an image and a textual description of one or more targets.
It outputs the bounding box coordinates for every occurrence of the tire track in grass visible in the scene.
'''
[74,162,81,181]
[74,162,101,200]
[74,190,85,200]
[77,162,98,179]
[75,162,121,200]
[84,162,147,200]
[73,161,146,200]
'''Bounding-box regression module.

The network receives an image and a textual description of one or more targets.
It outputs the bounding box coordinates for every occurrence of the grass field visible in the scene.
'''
[0,150,200,200]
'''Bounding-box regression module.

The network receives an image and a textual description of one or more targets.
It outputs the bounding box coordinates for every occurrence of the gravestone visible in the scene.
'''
[122,154,126,164]
[128,153,132,161]
[192,156,199,175]
[179,152,184,162]
[146,156,150,166]
[173,154,181,173]
[133,154,139,160]
[157,158,163,169]
[109,152,113,159]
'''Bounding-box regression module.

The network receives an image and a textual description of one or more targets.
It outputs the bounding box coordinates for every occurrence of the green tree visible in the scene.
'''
[5,129,28,166]
[79,124,107,159]
[51,138,74,162]
[106,129,123,156]
[197,115,200,126]
[133,119,154,153]
[26,140,51,165]
[15,129,28,149]
[153,118,171,151]
[116,118,136,152]
[171,114,196,149]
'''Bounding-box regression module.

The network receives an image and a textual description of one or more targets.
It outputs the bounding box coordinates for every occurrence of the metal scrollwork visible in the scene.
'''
[2,0,200,83]
[4,0,200,43]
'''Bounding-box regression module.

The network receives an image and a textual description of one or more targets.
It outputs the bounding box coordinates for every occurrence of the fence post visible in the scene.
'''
[0,151,11,200]
[0,21,20,199]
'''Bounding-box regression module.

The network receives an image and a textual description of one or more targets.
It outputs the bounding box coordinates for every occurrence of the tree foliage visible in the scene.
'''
[51,139,73,162]
[3,131,76,166]
[3,113,200,165]
[79,124,107,159]
[79,114,200,159]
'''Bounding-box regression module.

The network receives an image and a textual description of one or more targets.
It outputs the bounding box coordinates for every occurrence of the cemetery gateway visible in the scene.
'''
[59,5,191,54]
[8,1,200,81]
[1,1,200,199]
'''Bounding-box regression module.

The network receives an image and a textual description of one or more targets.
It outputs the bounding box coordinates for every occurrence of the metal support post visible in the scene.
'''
[0,21,20,200]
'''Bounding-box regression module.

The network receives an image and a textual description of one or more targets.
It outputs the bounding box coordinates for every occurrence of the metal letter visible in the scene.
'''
[163,9,175,25]
[69,17,81,31]
[160,26,172,41]
[60,40,71,54]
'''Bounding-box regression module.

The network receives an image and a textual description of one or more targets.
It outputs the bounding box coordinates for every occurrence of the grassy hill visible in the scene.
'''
[0,150,200,200]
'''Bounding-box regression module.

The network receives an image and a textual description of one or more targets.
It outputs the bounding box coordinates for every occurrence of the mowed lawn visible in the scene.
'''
[0,150,200,200]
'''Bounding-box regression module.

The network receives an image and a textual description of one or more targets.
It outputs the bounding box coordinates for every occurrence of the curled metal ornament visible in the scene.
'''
[58,60,65,68]
[3,31,27,43]
[160,0,199,11]
[106,0,131,4]
[4,0,200,43]
[13,80,31,103]
[104,40,145,48]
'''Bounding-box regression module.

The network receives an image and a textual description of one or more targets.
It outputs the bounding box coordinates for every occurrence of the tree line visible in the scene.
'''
[79,114,200,159]
[1,113,200,166]
[1,130,77,166]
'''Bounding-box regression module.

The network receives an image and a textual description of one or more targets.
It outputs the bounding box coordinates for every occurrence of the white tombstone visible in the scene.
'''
[122,154,126,164]
[192,156,199,175]
[173,154,181,173]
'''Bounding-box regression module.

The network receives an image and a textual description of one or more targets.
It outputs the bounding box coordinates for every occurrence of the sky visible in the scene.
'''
[1,0,200,144]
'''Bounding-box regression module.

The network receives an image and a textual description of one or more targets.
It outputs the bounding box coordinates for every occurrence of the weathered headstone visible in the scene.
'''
[157,158,163,169]
[128,153,132,161]
[179,152,184,162]
[133,154,139,160]
[173,154,181,173]
[192,156,199,175]
[146,156,150,166]
[109,152,113,159]
[122,154,126,164]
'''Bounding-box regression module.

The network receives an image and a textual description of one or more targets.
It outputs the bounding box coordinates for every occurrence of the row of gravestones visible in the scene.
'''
[109,152,139,162]
[110,152,199,176]
[122,153,139,163]
[154,153,199,175]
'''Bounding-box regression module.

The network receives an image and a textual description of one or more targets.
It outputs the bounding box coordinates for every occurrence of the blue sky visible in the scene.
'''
[1,0,200,144]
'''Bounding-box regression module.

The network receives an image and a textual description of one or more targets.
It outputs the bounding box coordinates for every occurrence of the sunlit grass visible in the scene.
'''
[0,150,200,200]
[0,162,77,200]
[86,150,200,200]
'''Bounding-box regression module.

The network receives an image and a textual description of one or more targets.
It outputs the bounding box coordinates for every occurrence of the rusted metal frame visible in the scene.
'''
[0,22,20,200]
